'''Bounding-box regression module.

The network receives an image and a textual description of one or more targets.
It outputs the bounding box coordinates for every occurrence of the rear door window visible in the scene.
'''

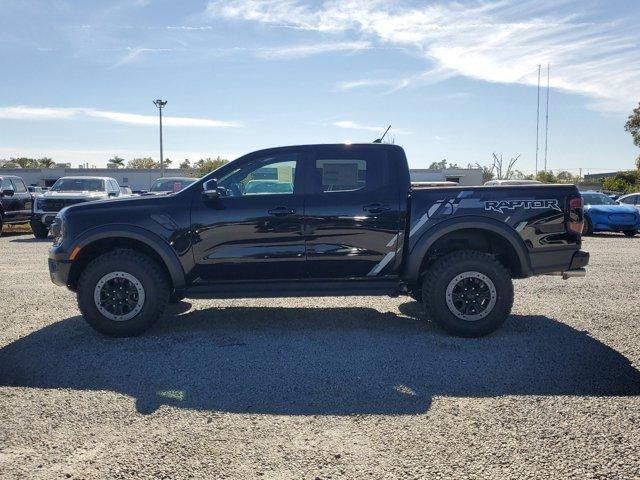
[11,178,27,193]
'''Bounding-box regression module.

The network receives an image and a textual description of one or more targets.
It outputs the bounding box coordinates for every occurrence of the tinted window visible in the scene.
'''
[621,195,638,205]
[582,193,615,206]
[11,178,27,193]
[218,154,297,197]
[315,159,367,193]
[51,178,105,192]
[150,178,197,193]
[1,178,14,190]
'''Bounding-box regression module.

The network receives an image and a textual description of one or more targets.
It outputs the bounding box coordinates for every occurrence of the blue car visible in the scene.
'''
[582,191,640,237]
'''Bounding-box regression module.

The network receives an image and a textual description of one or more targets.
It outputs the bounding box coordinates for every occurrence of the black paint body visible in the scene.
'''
[49,144,587,295]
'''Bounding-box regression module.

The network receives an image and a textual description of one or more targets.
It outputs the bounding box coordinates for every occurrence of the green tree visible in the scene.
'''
[10,157,38,168]
[109,156,125,168]
[164,158,172,168]
[194,157,229,177]
[179,159,191,169]
[536,171,557,183]
[625,102,640,148]
[601,170,639,194]
[127,157,159,169]
[37,157,55,168]
[555,170,575,183]
[428,159,460,170]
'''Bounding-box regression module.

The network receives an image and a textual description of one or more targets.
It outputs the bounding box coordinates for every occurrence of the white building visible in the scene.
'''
[0,166,485,190]
[409,168,484,186]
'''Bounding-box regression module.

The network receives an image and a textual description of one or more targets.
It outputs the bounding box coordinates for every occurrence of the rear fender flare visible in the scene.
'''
[403,216,531,284]
[72,224,186,289]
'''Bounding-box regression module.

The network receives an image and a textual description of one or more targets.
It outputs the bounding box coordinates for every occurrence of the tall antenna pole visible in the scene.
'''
[153,99,167,178]
[535,64,541,176]
[544,64,550,173]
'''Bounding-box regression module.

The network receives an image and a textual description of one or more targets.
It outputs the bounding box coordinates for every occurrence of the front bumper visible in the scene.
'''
[48,243,72,287]
[48,257,72,287]
[35,212,59,227]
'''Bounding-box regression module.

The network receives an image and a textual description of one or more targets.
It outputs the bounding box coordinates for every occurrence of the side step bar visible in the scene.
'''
[185,279,403,299]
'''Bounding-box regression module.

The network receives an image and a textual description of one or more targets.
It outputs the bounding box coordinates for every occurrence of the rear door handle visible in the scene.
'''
[363,203,391,214]
[268,206,297,216]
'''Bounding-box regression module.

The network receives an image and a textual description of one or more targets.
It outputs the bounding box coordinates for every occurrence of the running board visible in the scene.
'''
[185,279,402,299]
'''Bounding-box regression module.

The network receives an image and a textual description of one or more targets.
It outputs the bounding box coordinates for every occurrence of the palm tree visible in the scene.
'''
[109,156,126,168]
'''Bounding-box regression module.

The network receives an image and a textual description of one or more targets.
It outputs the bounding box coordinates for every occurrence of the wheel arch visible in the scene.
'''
[403,217,531,285]
[67,225,186,291]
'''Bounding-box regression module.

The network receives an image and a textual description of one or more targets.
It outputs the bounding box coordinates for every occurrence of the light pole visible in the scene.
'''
[153,99,167,177]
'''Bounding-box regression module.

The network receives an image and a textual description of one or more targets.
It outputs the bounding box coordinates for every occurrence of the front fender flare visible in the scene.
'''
[402,216,532,284]
[71,224,186,289]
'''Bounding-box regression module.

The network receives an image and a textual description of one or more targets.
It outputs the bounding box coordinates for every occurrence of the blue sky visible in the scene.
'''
[1,0,639,173]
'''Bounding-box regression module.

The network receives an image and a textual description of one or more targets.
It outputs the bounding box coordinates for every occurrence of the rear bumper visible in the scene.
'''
[529,247,589,275]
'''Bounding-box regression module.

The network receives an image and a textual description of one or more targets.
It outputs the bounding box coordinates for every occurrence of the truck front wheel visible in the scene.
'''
[421,250,514,337]
[77,249,169,336]
[31,219,49,239]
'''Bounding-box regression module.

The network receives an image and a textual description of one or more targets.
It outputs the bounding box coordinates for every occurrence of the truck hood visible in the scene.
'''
[584,204,638,214]
[42,191,107,200]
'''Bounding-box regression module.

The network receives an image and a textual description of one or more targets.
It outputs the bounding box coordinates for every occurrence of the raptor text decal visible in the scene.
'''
[484,199,561,214]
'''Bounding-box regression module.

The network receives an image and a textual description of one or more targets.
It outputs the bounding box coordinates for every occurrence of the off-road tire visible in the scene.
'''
[623,229,637,237]
[30,219,49,239]
[77,249,169,336]
[421,250,514,337]
[582,216,593,236]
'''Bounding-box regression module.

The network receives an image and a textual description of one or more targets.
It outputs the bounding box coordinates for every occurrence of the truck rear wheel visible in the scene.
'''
[623,229,637,237]
[77,249,169,336]
[421,250,513,337]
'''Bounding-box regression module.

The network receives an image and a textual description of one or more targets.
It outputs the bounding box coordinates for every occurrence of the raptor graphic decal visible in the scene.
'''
[484,199,562,214]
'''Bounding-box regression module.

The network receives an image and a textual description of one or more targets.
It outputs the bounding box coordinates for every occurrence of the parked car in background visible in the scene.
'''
[32,176,121,239]
[582,191,640,237]
[618,193,640,211]
[0,175,33,236]
[27,185,44,196]
[147,177,197,195]
[119,186,134,196]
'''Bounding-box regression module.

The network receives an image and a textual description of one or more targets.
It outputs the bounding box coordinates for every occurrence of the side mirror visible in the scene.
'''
[1,189,14,197]
[202,179,220,200]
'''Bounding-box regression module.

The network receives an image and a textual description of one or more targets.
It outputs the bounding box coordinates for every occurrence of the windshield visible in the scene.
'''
[150,178,196,193]
[51,178,105,192]
[582,193,616,206]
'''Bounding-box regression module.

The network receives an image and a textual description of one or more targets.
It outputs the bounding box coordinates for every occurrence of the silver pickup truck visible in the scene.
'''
[31,176,123,239]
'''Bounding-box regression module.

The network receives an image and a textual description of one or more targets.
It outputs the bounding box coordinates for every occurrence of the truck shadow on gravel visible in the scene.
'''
[1,303,639,415]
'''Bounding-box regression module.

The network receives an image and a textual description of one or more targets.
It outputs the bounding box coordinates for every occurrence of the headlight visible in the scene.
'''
[35,198,43,211]
[51,216,64,245]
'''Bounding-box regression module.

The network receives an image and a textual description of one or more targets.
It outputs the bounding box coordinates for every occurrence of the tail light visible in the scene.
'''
[567,196,584,235]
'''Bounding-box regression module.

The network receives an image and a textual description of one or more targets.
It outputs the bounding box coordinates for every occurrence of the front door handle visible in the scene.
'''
[268,206,296,216]
[363,203,391,214]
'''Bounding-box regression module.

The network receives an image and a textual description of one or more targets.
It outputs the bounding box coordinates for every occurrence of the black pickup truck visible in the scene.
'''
[48,143,588,337]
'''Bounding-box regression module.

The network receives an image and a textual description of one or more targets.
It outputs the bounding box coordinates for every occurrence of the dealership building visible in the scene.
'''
[0,166,484,190]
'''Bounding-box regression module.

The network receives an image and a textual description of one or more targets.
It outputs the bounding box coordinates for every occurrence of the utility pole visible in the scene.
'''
[544,64,550,173]
[535,64,541,176]
[153,99,167,177]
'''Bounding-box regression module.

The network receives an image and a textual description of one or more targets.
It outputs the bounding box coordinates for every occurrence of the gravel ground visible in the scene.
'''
[1,231,639,479]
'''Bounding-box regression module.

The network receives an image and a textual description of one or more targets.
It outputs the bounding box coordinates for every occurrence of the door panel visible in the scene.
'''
[1,178,19,220]
[190,153,306,281]
[304,146,403,279]
[10,178,32,221]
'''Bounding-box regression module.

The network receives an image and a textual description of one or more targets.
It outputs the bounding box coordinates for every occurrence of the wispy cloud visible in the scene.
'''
[114,47,185,66]
[0,106,242,128]
[205,0,640,111]
[256,41,370,59]
[333,120,411,135]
